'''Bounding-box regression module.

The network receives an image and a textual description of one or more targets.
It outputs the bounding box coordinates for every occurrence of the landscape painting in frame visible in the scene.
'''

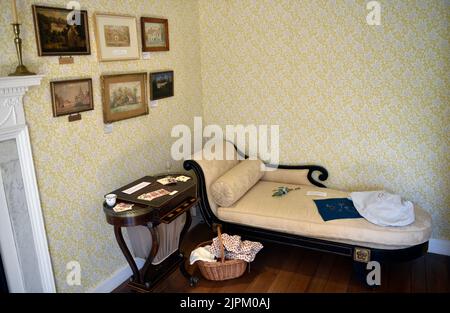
[101,73,148,123]
[32,5,90,56]
[104,25,130,47]
[141,17,169,51]
[150,71,174,101]
[50,79,94,117]
[94,13,140,61]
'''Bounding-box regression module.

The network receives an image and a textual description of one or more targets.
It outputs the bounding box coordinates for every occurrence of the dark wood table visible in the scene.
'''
[103,174,199,292]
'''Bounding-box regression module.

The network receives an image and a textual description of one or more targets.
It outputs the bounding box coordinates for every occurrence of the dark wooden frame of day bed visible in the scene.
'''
[183,144,428,285]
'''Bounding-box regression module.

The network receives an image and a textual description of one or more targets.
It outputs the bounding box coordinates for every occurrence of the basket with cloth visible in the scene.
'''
[189,224,263,281]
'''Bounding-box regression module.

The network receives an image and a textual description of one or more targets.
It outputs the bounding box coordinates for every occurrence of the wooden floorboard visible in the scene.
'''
[387,261,412,293]
[240,243,286,292]
[322,255,352,292]
[411,256,427,293]
[426,253,449,293]
[267,248,303,293]
[114,223,450,293]
[306,254,335,293]
[282,249,321,292]
[346,268,374,293]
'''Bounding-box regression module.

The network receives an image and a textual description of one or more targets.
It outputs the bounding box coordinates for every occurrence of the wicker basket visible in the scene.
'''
[195,226,247,281]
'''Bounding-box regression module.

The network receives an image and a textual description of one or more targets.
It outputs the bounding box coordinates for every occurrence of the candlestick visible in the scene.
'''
[8,24,36,76]
[11,0,18,24]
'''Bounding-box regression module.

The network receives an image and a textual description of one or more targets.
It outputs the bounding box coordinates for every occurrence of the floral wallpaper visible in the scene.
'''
[198,0,449,239]
[0,0,449,293]
[0,0,202,292]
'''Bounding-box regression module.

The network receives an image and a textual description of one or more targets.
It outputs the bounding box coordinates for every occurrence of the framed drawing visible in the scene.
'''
[50,79,94,117]
[150,71,174,100]
[101,73,148,123]
[32,5,91,56]
[94,13,140,61]
[141,17,169,52]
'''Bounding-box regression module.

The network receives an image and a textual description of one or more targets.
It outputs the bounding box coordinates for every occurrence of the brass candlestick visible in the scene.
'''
[9,23,35,76]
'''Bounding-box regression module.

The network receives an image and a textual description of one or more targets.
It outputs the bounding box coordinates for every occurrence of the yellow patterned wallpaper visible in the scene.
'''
[0,0,449,293]
[0,0,202,292]
[198,0,449,239]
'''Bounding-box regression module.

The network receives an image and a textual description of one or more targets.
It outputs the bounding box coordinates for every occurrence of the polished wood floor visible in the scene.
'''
[114,223,450,293]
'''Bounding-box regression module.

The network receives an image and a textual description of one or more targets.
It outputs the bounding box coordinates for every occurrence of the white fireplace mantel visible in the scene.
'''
[0,75,56,293]
[0,75,44,130]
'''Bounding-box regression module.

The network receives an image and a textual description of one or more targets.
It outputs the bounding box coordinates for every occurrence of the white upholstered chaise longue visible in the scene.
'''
[183,141,432,284]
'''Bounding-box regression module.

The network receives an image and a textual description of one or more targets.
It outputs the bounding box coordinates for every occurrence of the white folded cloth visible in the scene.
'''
[350,191,415,227]
[189,245,217,265]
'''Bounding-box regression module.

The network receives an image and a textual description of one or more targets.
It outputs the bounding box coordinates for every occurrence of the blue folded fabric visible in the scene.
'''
[314,198,363,221]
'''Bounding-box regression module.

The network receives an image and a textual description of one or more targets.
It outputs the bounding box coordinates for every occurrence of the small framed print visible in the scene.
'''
[141,17,169,52]
[150,71,174,101]
[50,79,94,117]
[32,5,91,56]
[94,13,140,61]
[101,73,148,123]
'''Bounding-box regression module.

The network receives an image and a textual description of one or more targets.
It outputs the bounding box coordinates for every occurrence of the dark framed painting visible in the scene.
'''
[32,5,91,56]
[101,73,148,123]
[50,79,94,117]
[150,71,174,101]
[141,17,169,52]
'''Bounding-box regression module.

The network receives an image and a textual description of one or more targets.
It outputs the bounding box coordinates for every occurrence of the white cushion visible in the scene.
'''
[211,159,264,207]
[191,141,240,215]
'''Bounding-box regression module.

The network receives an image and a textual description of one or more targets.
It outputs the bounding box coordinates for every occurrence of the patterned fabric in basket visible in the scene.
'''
[209,233,263,262]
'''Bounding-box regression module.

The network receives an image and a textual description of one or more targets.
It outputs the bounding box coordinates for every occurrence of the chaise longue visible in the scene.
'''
[183,141,432,284]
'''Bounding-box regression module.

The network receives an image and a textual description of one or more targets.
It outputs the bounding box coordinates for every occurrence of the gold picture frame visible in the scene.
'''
[101,73,148,123]
[94,13,140,62]
[50,78,94,117]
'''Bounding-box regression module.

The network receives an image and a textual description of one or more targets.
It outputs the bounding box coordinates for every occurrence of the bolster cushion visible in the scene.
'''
[211,159,264,207]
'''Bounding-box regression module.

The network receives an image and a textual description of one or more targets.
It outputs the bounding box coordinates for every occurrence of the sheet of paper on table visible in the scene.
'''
[306,191,328,197]
[122,182,151,194]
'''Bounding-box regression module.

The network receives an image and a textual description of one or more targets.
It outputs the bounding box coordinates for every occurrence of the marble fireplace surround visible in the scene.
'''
[0,76,55,292]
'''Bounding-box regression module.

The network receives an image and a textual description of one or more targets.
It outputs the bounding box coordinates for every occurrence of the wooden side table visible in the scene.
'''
[103,174,199,292]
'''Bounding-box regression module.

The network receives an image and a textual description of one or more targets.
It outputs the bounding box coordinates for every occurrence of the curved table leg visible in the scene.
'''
[140,223,160,288]
[178,211,198,286]
[179,211,192,250]
[114,226,142,284]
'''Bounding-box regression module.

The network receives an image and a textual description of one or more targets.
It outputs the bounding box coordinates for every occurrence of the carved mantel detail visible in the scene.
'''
[0,86,30,97]
[0,75,44,130]
[0,74,56,293]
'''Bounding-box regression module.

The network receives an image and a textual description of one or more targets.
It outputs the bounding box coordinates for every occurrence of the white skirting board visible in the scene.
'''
[90,258,145,293]
[428,239,450,256]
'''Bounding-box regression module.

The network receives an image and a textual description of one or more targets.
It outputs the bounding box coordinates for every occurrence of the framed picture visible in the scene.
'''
[94,13,140,61]
[101,73,148,123]
[50,79,94,117]
[32,5,91,56]
[150,71,174,101]
[141,17,169,52]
